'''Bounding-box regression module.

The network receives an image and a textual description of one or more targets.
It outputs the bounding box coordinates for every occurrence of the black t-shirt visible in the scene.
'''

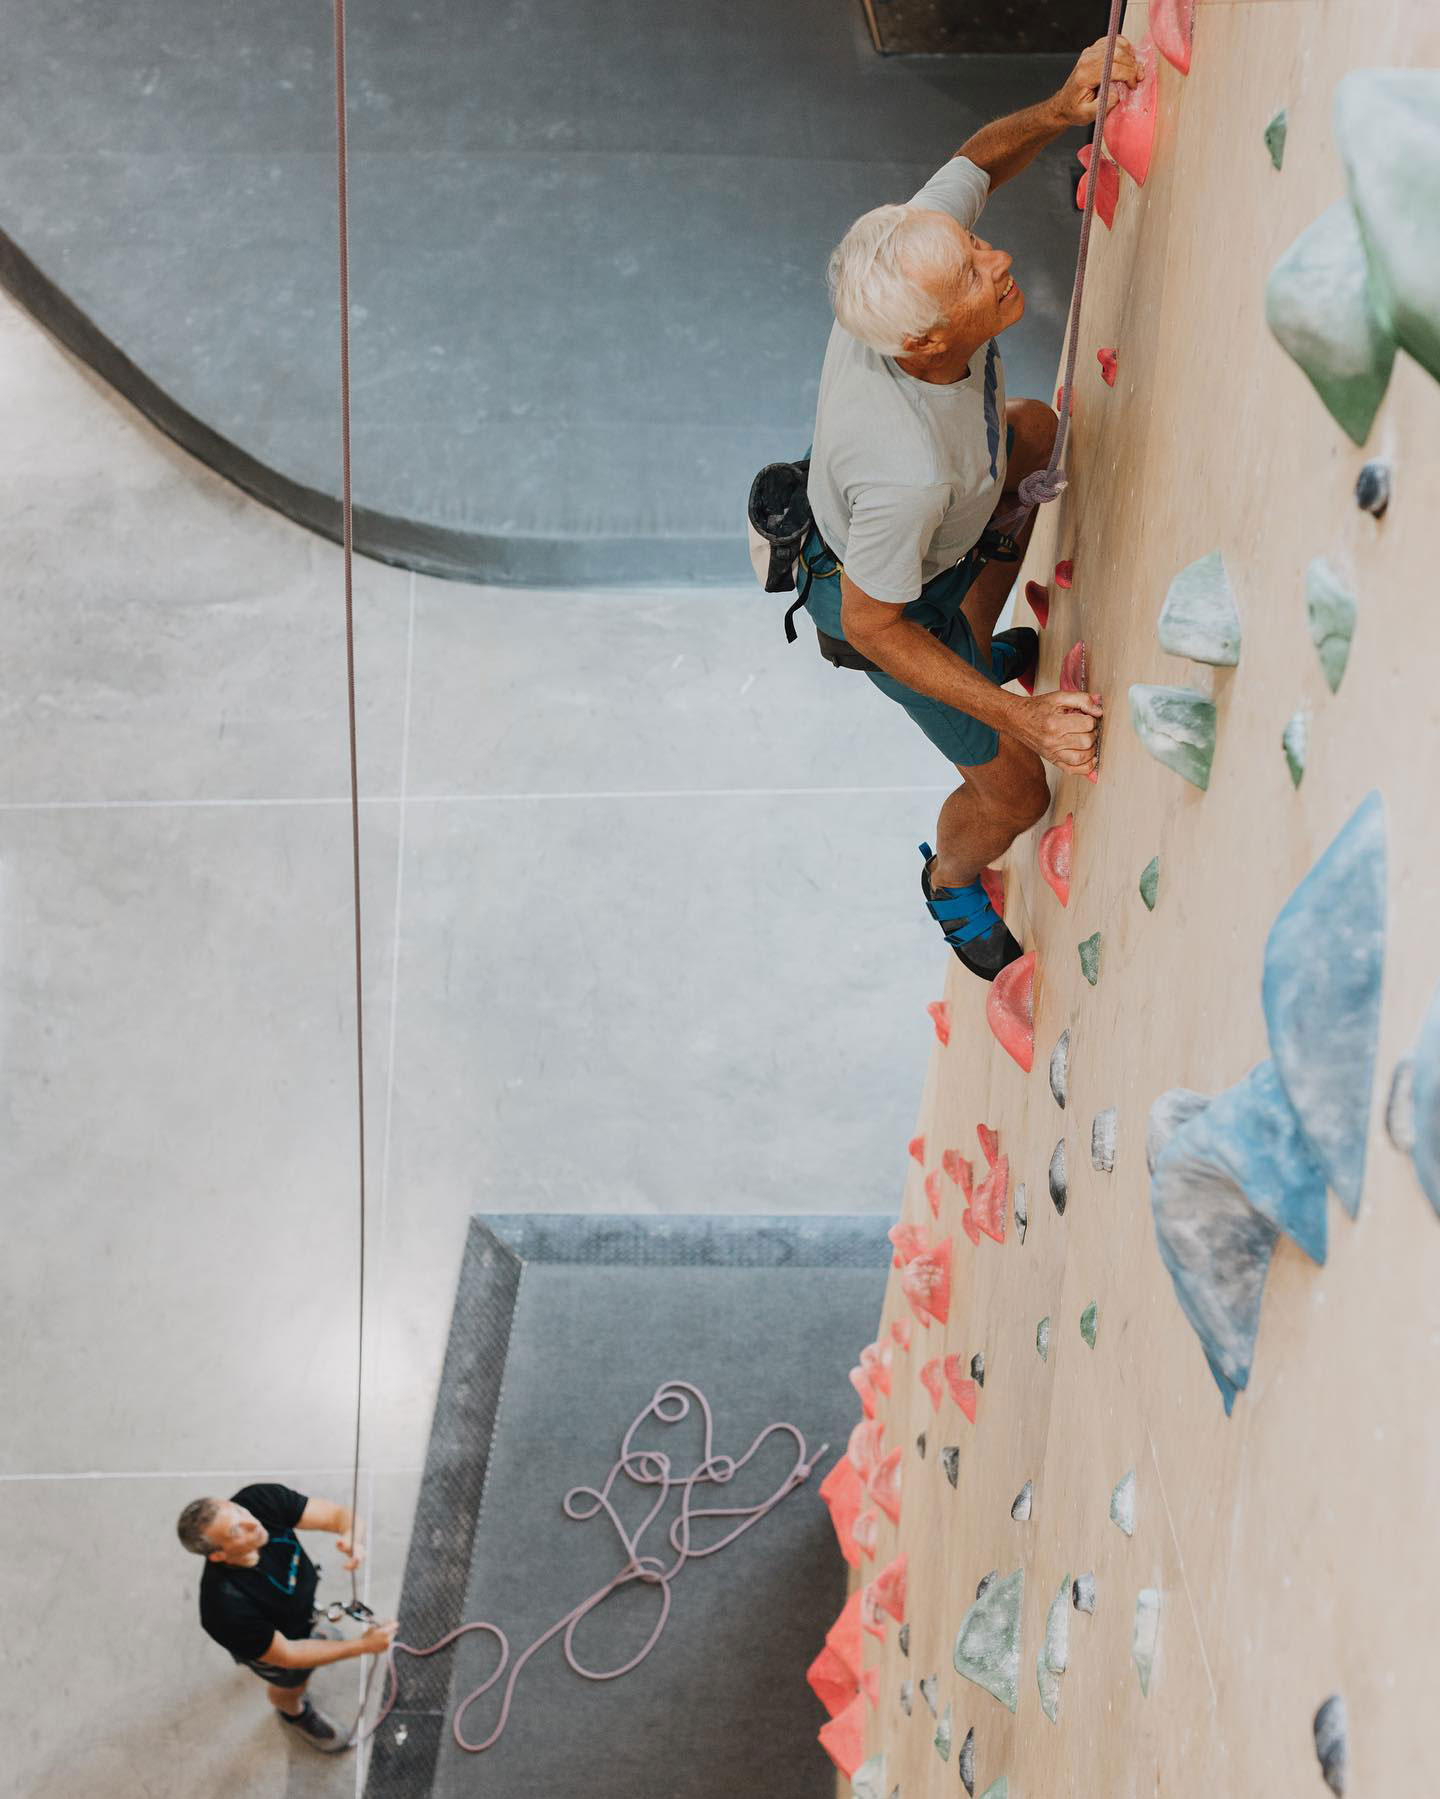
[198,1483,320,1664]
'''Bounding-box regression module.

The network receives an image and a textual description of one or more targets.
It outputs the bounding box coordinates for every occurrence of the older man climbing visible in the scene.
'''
[799,36,1137,980]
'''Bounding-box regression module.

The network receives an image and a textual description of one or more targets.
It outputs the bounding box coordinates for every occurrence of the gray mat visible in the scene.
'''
[365,1213,889,1798]
[0,1,1086,583]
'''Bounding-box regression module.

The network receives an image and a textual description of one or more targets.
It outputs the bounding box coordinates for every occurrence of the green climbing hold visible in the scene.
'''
[953,1567,1025,1712]
[935,1700,954,1761]
[1078,932,1102,985]
[1305,558,1358,694]
[1110,1468,1137,1535]
[1036,1316,1051,1362]
[1036,1574,1071,1724]
[1139,856,1160,911]
[1157,550,1242,666]
[1132,1588,1161,1696]
[1080,1302,1099,1348]
[978,1783,1009,1799]
[1265,199,1396,444]
[1264,109,1287,171]
[1283,708,1309,787]
[1129,685,1217,790]
[1335,71,1440,387]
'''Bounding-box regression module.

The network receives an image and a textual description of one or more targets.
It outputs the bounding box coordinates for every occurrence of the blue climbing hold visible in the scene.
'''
[1409,978,1440,1219]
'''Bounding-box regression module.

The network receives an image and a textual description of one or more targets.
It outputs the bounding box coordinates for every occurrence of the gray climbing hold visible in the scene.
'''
[1265,199,1396,444]
[1131,1589,1161,1695]
[1037,1579,1070,1725]
[1078,931,1102,984]
[935,1700,953,1761]
[1013,1181,1028,1245]
[1335,70,1440,386]
[1355,458,1391,517]
[1036,1316,1051,1362]
[1072,1573,1096,1614]
[1282,706,1309,787]
[916,1431,928,1459]
[1139,855,1160,911]
[1264,108,1287,170]
[975,1570,998,1601]
[958,1728,976,1796]
[919,1673,939,1716]
[1129,684,1217,789]
[1410,978,1440,1217]
[1010,1480,1033,1523]
[899,1621,911,1658]
[1146,1087,1212,1174]
[1305,558,1357,694]
[940,1447,960,1489]
[952,1567,1024,1712]
[970,1352,985,1388]
[1080,1301,1099,1348]
[1157,549,1242,666]
[1049,1029,1070,1109]
[1048,1140,1068,1215]
[853,1755,887,1799]
[1386,1057,1416,1153]
[899,1677,914,1716]
[978,1783,1008,1799]
[1091,1106,1117,1172]
[1313,1693,1349,1795]
[1110,1469,1136,1536]
[1262,789,1387,1215]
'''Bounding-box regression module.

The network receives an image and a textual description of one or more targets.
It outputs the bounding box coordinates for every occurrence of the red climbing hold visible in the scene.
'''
[980,866,1006,917]
[1039,816,1073,906]
[819,1455,865,1567]
[808,1641,858,1719]
[860,1340,893,1398]
[888,1220,928,1267]
[818,1691,868,1775]
[1150,0,1194,75]
[1025,580,1050,628]
[847,1418,884,1478]
[1055,560,1074,589]
[907,1134,926,1165]
[851,1507,880,1561]
[1059,640,1089,691]
[828,1589,864,1675]
[972,1154,1010,1242]
[868,1446,903,1524]
[1104,36,1158,186]
[976,1122,1000,1167]
[1076,144,1121,230]
[943,1356,979,1422]
[920,1356,944,1412]
[900,1237,952,1326]
[873,1553,908,1624]
[928,1000,951,1047]
[987,952,1036,1073]
[848,1365,876,1419]
[1097,347,1118,387]
[863,1667,880,1707]
[961,1207,981,1246]
[890,1317,912,1351]
[943,1149,974,1199]
[923,1167,944,1219]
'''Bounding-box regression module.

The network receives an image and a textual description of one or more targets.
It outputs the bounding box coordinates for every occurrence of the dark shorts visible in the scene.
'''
[242,1631,317,1688]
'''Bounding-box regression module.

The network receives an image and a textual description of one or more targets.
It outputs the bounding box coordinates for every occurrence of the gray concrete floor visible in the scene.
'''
[0,289,956,1795]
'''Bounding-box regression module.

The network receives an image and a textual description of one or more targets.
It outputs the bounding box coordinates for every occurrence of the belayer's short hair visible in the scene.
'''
[826,203,972,355]
[176,1496,225,1556]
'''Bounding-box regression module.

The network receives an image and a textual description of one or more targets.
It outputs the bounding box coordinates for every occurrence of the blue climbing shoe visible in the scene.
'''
[988,625,1039,691]
[919,843,1025,982]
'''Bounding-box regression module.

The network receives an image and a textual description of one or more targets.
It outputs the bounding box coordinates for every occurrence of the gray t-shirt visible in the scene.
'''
[807,157,1007,606]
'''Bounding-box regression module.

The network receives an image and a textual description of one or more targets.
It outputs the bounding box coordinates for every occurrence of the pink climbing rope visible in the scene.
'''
[1015,0,1128,511]
[355,1381,828,1752]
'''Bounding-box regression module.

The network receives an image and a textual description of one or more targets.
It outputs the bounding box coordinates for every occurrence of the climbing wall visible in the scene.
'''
[815,4,1440,1795]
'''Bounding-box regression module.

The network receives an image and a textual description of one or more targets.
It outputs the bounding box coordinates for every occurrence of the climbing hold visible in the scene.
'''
[975,1571,997,1600]
[888,1220,928,1267]
[1145,1088,1211,1174]
[848,1419,885,1479]
[1410,979,1440,1216]
[971,1156,1009,1243]
[987,954,1036,1072]
[978,1783,1008,1799]
[898,1677,914,1716]
[1282,707,1309,787]
[1036,1316,1051,1362]
[873,1553,908,1623]
[1110,1469,1137,1536]
[859,1580,886,1639]
[869,1448,904,1524]
[852,1508,880,1560]
[908,1134,926,1165]
[900,1237,953,1325]
[1104,35,1158,185]
[1335,71,1440,386]
[1091,1106,1117,1172]
[1079,1301,1099,1348]
[1129,684,1217,788]
[1058,639,1088,692]
[1038,815,1074,906]
[977,1123,1000,1167]
[958,1728,976,1796]
[1049,1030,1070,1109]
[1054,559,1073,589]
[923,1167,944,1220]
[1313,1693,1349,1795]
[1131,1589,1161,1696]
[1266,199,1396,445]
[940,1446,960,1488]
[890,1317,912,1351]
[970,1352,985,1388]
[898,1621,911,1658]
[860,1341,892,1398]
[1025,579,1050,627]
[920,1358,944,1413]
[1139,855,1160,911]
[807,1631,860,1719]
[1072,1574,1096,1614]
[818,1692,869,1774]
[1036,1576,1071,1724]
[819,1455,866,1567]
[935,1700,954,1761]
[1097,346,1118,386]
[1305,558,1357,693]
[1264,108,1287,171]
[1010,1480,1033,1522]
[1076,143,1120,230]
[944,1359,979,1423]
[944,1149,974,1196]
[961,1209,981,1247]
[1013,1181,1028,1244]
[914,1433,927,1461]
[849,1366,876,1419]
[1386,1057,1416,1153]
[952,1567,1025,1712]
[1262,789,1386,1215]
[851,1755,886,1799]
[1157,549,1242,666]
[1048,1140,1068,1214]
[912,1673,936,1717]
[980,866,1006,917]
[1078,932,1101,985]
[1150,0,1194,74]
[928,1000,951,1047]
[1354,458,1391,517]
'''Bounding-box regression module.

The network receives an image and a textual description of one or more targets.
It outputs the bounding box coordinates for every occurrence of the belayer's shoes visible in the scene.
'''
[280,1701,350,1754]
[988,625,1040,693]
[920,843,1025,983]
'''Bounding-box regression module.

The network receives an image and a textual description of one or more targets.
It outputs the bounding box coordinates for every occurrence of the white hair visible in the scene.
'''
[826,204,972,355]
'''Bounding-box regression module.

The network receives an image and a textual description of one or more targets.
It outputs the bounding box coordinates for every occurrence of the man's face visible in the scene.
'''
[205,1501,269,1567]
[907,218,1025,360]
